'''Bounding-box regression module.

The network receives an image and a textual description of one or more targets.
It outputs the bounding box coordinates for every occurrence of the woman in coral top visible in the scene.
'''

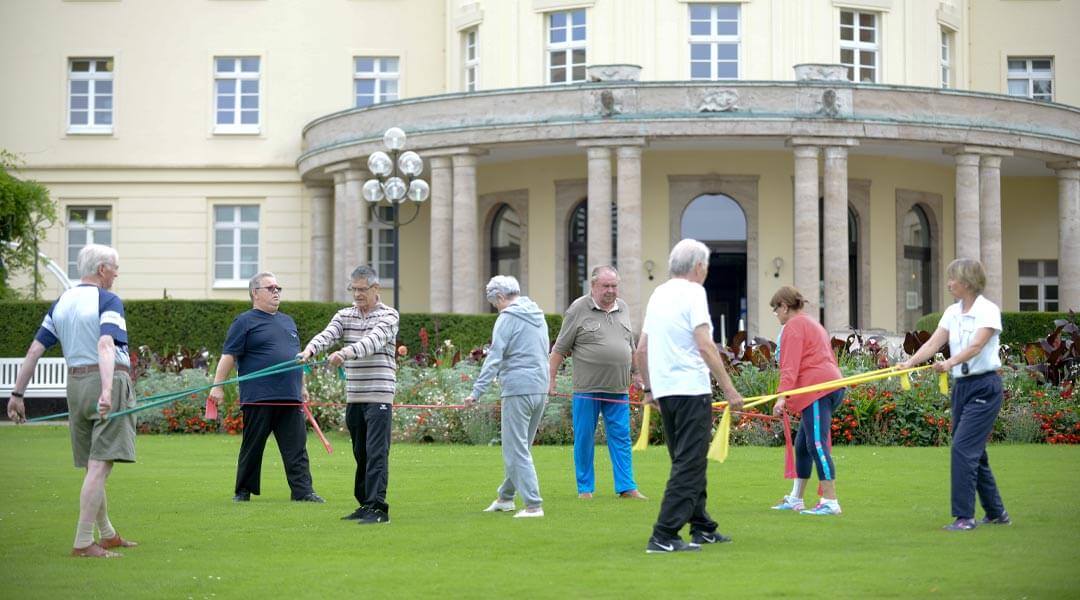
[769,286,845,516]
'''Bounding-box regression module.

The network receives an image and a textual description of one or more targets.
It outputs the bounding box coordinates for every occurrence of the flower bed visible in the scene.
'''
[128,338,1078,446]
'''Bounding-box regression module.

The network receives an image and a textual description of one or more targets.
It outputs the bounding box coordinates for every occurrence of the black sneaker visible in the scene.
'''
[292,492,325,503]
[978,511,1011,525]
[341,506,369,521]
[233,491,251,502]
[691,530,733,545]
[646,536,700,554]
[358,509,390,525]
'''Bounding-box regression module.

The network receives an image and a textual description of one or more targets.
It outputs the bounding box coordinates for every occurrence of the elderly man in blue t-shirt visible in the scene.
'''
[208,272,323,503]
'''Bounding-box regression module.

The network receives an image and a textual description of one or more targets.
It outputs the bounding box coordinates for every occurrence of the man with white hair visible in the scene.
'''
[466,275,550,518]
[636,239,745,553]
[8,244,139,558]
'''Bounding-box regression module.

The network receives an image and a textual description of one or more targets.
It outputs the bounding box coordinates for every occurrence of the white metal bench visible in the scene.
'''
[0,357,68,398]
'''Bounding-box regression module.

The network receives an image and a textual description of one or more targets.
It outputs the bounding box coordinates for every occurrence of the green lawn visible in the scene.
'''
[1,427,1078,599]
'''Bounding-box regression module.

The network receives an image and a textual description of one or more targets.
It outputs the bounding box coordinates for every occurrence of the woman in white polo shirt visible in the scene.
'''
[899,258,1010,531]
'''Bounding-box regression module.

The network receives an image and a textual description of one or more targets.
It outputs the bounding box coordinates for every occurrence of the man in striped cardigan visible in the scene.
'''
[301,265,399,525]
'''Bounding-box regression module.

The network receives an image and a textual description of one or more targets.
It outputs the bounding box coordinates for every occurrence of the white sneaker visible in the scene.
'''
[513,507,544,518]
[482,499,515,512]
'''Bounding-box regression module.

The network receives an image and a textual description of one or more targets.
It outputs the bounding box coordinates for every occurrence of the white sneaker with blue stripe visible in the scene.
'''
[770,495,805,511]
[800,501,842,516]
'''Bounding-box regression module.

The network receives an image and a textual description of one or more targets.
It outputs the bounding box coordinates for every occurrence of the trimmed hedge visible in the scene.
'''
[914,311,1071,347]
[0,300,562,357]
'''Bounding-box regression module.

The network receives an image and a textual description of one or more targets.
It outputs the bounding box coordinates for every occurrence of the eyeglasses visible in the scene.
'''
[257,286,284,294]
[347,285,375,294]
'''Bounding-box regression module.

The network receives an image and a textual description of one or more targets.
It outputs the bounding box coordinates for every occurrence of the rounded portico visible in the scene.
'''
[299,67,1080,340]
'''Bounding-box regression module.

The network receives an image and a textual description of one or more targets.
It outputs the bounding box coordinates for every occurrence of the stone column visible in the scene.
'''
[428,156,453,313]
[792,145,820,300]
[345,168,368,284]
[1051,161,1080,311]
[979,155,1004,305]
[452,153,480,313]
[586,147,613,271]
[308,186,333,302]
[823,146,849,331]
[616,145,643,328]
[951,152,981,260]
[326,164,350,302]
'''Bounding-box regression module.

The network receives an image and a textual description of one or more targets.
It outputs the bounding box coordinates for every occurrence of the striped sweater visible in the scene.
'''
[305,302,399,404]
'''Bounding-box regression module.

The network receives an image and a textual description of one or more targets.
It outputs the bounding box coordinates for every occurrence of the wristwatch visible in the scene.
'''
[10,391,23,398]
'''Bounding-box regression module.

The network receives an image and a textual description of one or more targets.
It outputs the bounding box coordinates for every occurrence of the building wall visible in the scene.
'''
[969,0,1080,105]
[3,0,1076,330]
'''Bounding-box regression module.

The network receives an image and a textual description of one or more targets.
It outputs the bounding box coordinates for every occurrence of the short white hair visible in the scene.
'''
[485,275,521,301]
[668,239,710,277]
[77,244,119,278]
[248,271,275,299]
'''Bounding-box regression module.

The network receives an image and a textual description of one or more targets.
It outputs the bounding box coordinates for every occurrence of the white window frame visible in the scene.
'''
[214,57,261,134]
[940,28,952,89]
[463,29,479,92]
[688,3,741,81]
[213,205,260,288]
[546,9,587,84]
[66,206,112,278]
[368,206,396,286]
[67,58,114,134]
[354,57,400,107]
[1018,260,1058,312]
[1007,57,1054,101]
[839,10,879,83]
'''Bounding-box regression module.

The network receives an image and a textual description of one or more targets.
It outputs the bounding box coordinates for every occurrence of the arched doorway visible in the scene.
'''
[489,204,521,313]
[900,205,932,331]
[565,198,617,308]
[681,194,746,345]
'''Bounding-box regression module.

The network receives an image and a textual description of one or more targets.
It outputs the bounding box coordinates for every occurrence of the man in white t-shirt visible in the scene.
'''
[635,239,745,554]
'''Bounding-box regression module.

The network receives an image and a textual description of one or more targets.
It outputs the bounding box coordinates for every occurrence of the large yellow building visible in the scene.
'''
[2,0,1078,341]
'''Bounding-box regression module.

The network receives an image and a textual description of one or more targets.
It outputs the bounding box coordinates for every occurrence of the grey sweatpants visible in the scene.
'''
[496,393,546,508]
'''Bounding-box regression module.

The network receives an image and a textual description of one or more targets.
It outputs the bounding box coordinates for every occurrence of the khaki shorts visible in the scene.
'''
[67,369,137,468]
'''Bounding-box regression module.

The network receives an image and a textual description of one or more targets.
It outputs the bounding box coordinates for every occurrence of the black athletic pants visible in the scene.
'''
[651,394,719,541]
[346,402,393,513]
[235,403,314,498]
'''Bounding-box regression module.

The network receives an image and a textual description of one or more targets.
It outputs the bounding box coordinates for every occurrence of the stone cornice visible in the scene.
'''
[298,82,1080,180]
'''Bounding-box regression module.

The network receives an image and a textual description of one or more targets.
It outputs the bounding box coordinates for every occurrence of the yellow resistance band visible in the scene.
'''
[632,365,946,459]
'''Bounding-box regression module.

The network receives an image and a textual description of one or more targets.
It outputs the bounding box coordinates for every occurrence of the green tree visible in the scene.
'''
[0,150,57,299]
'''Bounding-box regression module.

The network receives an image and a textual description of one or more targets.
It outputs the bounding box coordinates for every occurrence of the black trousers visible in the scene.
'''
[950,372,1006,519]
[652,394,719,541]
[235,403,314,498]
[346,402,393,513]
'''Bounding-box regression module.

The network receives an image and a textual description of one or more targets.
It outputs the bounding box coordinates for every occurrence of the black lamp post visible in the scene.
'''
[362,127,430,310]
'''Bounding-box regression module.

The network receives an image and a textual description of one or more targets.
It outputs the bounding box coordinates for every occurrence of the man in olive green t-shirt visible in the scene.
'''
[549,266,646,500]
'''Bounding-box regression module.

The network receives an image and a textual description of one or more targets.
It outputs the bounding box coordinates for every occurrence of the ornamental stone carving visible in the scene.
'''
[698,89,740,112]
[598,90,620,117]
[586,64,642,82]
[819,89,842,118]
[794,63,849,82]
[585,88,636,117]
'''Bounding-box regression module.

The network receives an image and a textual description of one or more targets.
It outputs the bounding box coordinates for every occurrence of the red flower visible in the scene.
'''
[419,327,430,349]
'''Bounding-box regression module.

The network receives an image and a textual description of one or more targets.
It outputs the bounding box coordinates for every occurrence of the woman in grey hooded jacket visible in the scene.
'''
[465,275,550,518]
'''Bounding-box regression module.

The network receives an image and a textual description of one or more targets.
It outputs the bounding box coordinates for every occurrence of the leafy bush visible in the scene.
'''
[916,311,1073,347]
[0,300,560,359]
